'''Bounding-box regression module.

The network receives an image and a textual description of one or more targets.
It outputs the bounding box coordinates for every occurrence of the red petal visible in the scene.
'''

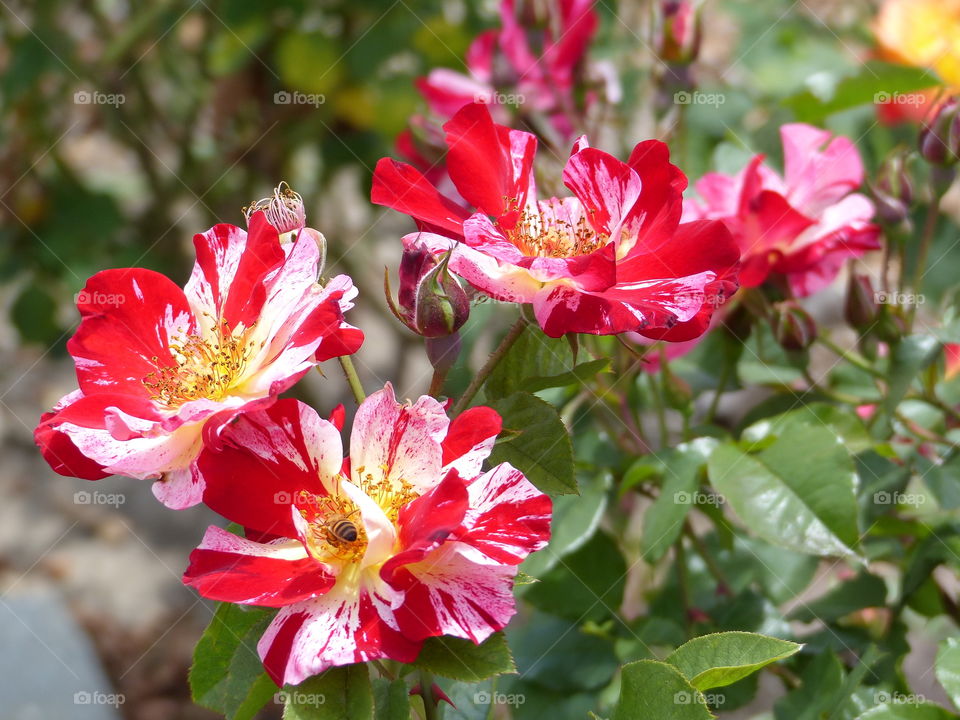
[183,527,334,608]
[200,399,341,537]
[189,214,285,328]
[381,472,469,583]
[371,158,470,237]
[68,268,196,399]
[441,406,502,471]
[443,103,537,218]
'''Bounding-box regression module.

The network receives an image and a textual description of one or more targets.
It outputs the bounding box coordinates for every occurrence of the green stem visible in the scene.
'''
[648,372,669,448]
[451,315,528,416]
[910,192,941,327]
[705,361,733,424]
[419,670,439,720]
[337,355,366,404]
[684,522,729,590]
[816,334,883,379]
[428,367,448,398]
[675,538,692,637]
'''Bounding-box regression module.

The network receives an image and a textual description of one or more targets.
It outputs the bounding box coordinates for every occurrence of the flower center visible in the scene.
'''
[509,207,607,258]
[296,471,418,567]
[353,465,419,523]
[142,320,257,407]
[296,489,368,564]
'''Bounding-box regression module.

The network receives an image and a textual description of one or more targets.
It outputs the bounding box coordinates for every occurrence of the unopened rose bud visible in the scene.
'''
[245,182,307,235]
[919,97,960,166]
[415,254,470,338]
[771,301,816,351]
[386,244,470,338]
[659,0,701,64]
[844,273,879,329]
[871,152,913,224]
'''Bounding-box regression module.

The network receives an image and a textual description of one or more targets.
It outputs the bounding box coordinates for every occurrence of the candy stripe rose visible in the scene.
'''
[183,384,551,686]
[35,212,362,509]
[682,123,880,297]
[373,102,739,340]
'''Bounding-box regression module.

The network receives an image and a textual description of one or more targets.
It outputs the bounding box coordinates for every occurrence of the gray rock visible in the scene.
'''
[0,586,122,720]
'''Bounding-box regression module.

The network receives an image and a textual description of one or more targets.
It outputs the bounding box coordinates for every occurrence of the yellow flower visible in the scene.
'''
[875,0,960,87]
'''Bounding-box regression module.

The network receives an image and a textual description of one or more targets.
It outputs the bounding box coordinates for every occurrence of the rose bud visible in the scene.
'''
[771,300,817,351]
[919,97,960,166]
[871,151,913,225]
[386,243,470,338]
[659,0,701,64]
[844,273,879,329]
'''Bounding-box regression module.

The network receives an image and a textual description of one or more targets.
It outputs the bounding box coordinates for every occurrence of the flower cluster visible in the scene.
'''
[34,0,887,701]
[682,123,881,297]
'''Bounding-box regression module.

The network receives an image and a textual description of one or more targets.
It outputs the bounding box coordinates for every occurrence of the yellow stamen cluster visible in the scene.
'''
[297,488,368,564]
[354,464,418,524]
[142,320,258,408]
[509,206,607,258]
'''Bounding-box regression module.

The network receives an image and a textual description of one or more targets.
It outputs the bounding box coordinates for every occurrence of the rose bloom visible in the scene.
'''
[35,211,362,509]
[183,384,551,686]
[415,0,605,139]
[682,123,880,297]
[873,0,959,123]
[373,102,739,340]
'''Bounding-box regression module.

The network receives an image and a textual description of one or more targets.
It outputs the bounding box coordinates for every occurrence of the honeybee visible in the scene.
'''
[330,517,359,543]
[319,510,361,546]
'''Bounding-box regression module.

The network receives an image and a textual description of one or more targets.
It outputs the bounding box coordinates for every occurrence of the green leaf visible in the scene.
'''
[790,571,887,623]
[707,422,860,558]
[613,660,715,720]
[774,651,846,720]
[855,703,958,719]
[518,472,608,581]
[508,611,617,693]
[936,638,960,710]
[282,664,372,719]
[190,603,277,720]
[489,392,576,495]
[640,438,719,562]
[742,404,873,455]
[525,530,626,622]
[411,633,515,682]
[666,632,802,691]
[372,678,410,720]
[485,327,573,401]
[521,358,611,393]
[784,61,939,123]
[875,335,942,436]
